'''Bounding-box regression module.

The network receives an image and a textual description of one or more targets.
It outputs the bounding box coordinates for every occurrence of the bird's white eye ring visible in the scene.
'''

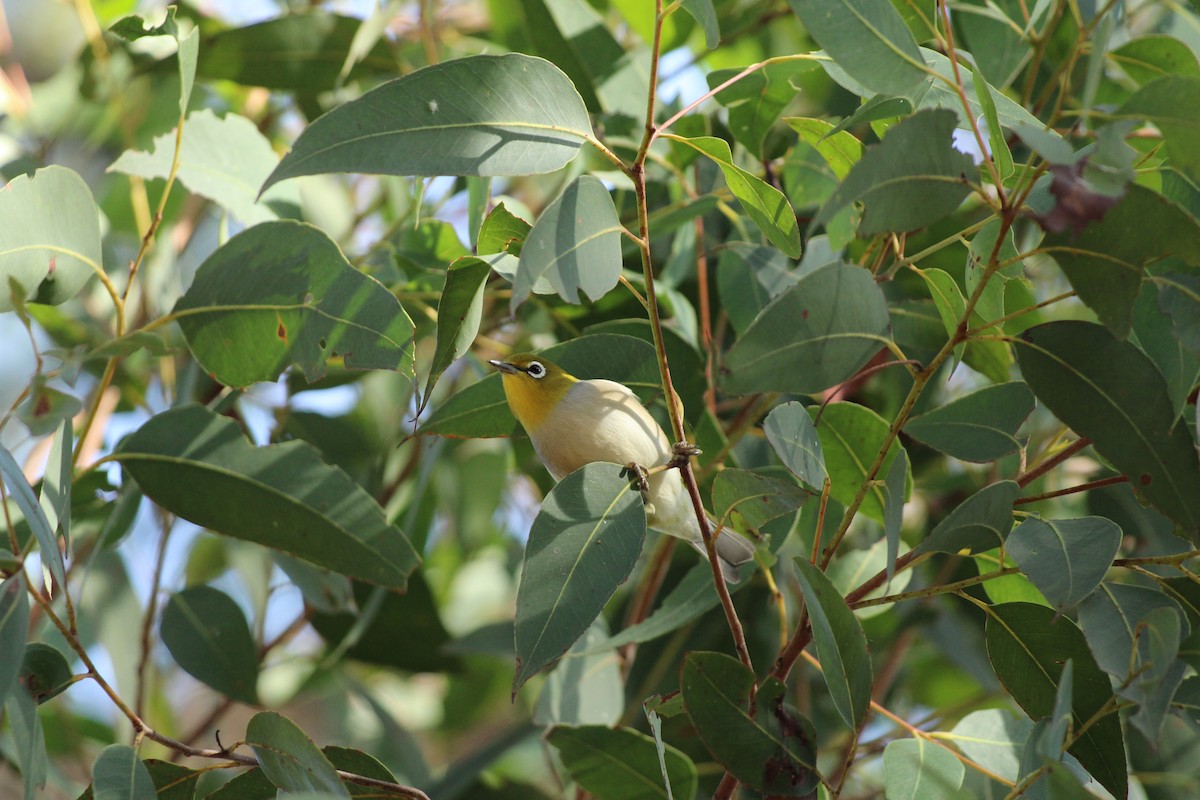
[526,361,546,379]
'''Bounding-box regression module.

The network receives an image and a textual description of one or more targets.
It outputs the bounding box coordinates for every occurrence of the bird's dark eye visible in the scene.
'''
[526,361,546,379]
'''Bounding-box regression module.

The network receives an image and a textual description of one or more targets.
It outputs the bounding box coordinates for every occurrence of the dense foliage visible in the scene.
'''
[2,0,1200,798]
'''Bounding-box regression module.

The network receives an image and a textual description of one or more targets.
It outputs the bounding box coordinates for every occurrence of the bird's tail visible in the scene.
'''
[689,522,756,583]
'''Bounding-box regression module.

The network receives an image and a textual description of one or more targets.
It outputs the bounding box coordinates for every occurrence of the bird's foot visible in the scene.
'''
[669,441,702,469]
[620,462,652,506]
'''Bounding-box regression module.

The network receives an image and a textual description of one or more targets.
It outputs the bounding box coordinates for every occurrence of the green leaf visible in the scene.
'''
[1117,75,1200,181]
[1156,271,1200,357]
[478,201,532,257]
[785,117,863,179]
[903,382,1035,463]
[809,402,908,525]
[984,603,1127,800]
[882,738,965,800]
[708,61,812,158]
[712,469,810,531]
[263,54,592,190]
[109,109,297,226]
[1006,517,1121,612]
[1122,608,1187,743]
[0,165,100,312]
[945,709,1032,783]
[1038,184,1200,336]
[680,0,719,49]
[245,711,349,798]
[421,257,491,413]
[5,686,46,800]
[38,419,71,550]
[882,448,908,584]
[143,759,201,800]
[19,643,72,704]
[512,175,624,311]
[681,652,819,796]
[717,243,800,336]
[1111,35,1200,86]
[793,557,872,729]
[0,575,29,709]
[916,481,1019,555]
[109,7,197,115]
[0,446,65,589]
[787,0,927,96]
[815,109,977,235]
[420,334,660,438]
[548,726,697,800]
[1133,274,1200,419]
[971,63,1014,180]
[1172,675,1200,726]
[721,264,891,395]
[512,462,646,692]
[662,134,801,257]
[763,401,827,492]
[1016,320,1200,533]
[534,620,622,726]
[200,13,392,91]
[1078,582,1187,680]
[114,405,420,590]
[93,745,156,800]
[161,586,259,705]
[174,220,415,388]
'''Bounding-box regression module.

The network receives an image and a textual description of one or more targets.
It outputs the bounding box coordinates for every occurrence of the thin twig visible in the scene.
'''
[1015,475,1129,505]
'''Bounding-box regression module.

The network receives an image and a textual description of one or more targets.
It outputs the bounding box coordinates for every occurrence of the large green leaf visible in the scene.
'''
[681,652,819,796]
[763,401,827,492]
[786,117,863,179]
[92,745,156,800]
[1038,185,1200,336]
[787,0,926,96]
[984,603,1127,800]
[109,109,297,226]
[945,709,1031,783]
[161,586,259,705]
[918,266,1014,383]
[814,109,978,235]
[246,712,349,798]
[0,575,29,710]
[882,739,965,800]
[421,256,491,414]
[534,620,621,727]
[512,175,624,311]
[916,481,1018,555]
[809,402,909,525]
[420,334,660,438]
[1006,517,1121,612]
[5,686,46,800]
[19,644,72,705]
[113,405,420,590]
[716,243,800,336]
[263,54,592,189]
[662,134,801,257]
[794,557,873,729]
[512,463,646,692]
[199,12,392,91]
[1117,75,1200,180]
[1078,583,1187,680]
[721,264,891,395]
[0,166,100,312]
[1016,320,1200,533]
[143,760,201,800]
[903,382,1035,463]
[547,726,697,800]
[174,220,415,388]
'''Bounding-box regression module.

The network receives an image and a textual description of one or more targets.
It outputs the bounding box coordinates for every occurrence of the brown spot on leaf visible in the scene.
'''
[1140,473,1151,485]
[801,309,809,320]
[1032,160,1123,235]
[277,321,287,341]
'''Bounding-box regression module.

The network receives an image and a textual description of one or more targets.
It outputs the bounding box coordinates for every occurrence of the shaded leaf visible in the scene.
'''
[882,738,965,800]
[246,711,349,797]
[763,401,827,492]
[512,175,624,311]
[1078,582,1187,680]
[1006,517,1121,612]
[0,165,100,312]
[662,134,801,257]
[548,725,697,800]
[174,220,415,388]
[716,243,799,336]
[19,643,72,704]
[421,257,491,414]
[263,54,592,189]
[882,448,908,584]
[984,603,1127,800]
[793,557,872,729]
[712,469,810,531]
[534,620,621,727]
[681,0,719,49]
[0,574,29,709]
[1156,271,1200,357]
[708,61,812,158]
[721,264,891,395]
[513,463,646,692]
[38,419,71,551]
[904,382,1034,463]
[809,402,908,525]
[1117,75,1200,181]
[93,744,155,800]
[815,110,978,235]
[917,481,1019,555]
[0,446,65,589]
[161,586,259,705]
[1016,320,1200,533]
[4,686,46,800]
[681,652,819,796]
[946,709,1032,783]
[114,405,420,590]
[143,759,201,800]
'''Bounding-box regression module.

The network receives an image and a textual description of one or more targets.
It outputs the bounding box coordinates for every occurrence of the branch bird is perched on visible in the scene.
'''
[490,353,755,582]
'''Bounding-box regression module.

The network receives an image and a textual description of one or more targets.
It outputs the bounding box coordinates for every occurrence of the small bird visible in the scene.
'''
[490,353,755,581]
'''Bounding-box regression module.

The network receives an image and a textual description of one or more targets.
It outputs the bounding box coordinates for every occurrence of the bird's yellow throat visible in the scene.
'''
[494,356,577,432]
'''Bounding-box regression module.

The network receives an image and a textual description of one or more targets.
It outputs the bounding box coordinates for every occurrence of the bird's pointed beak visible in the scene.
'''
[489,359,520,374]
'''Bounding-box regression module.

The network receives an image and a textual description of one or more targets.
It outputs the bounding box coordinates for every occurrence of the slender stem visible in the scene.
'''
[1016,437,1091,487]
[852,567,1022,610]
[136,515,173,718]
[1015,475,1129,505]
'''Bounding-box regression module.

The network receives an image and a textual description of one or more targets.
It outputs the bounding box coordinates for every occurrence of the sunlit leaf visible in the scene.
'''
[93,745,155,800]
[883,738,965,800]
[421,257,491,414]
